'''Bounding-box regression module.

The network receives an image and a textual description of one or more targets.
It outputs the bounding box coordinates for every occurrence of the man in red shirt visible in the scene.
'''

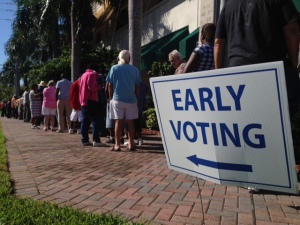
[69,77,82,134]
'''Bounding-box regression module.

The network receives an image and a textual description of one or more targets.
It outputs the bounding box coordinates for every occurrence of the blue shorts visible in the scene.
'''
[106,103,114,128]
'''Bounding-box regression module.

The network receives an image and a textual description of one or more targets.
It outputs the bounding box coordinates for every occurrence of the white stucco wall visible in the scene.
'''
[104,0,203,50]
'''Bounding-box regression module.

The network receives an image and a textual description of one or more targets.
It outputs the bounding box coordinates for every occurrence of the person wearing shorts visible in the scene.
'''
[70,109,82,134]
[70,78,82,134]
[106,50,140,151]
[42,80,57,131]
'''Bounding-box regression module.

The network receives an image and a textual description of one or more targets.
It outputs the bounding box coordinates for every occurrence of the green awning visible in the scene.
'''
[179,27,200,60]
[293,0,300,13]
[141,26,189,70]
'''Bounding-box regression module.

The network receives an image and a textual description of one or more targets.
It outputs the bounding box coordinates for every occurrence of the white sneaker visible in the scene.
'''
[93,141,106,147]
[138,139,143,146]
[248,187,260,193]
[69,129,74,134]
[77,129,81,134]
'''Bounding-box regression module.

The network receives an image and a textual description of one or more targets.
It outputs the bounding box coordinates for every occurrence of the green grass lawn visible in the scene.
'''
[0,121,145,225]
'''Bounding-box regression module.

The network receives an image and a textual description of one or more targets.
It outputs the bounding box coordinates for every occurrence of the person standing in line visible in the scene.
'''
[42,80,57,131]
[16,96,24,120]
[183,23,216,73]
[6,100,11,118]
[69,76,82,134]
[11,95,18,119]
[106,50,140,151]
[168,50,186,75]
[97,70,108,137]
[104,81,125,145]
[214,0,300,191]
[134,80,146,146]
[56,73,72,133]
[22,87,31,122]
[0,101,6,117]
[37,81,47,125]
[79,63,105,147]
[29,84,42,129]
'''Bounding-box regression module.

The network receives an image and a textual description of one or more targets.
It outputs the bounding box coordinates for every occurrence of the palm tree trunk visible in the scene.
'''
[71,0,81,81]
[53,16,61,58]
[128,0,142,69]
[15,57,20,96]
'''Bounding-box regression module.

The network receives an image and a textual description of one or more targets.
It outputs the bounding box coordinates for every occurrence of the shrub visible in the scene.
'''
[142,108,159,130]
[148,61,173,77]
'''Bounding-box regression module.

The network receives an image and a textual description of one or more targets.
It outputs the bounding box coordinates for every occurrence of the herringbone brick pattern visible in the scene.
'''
[1,117,300,224]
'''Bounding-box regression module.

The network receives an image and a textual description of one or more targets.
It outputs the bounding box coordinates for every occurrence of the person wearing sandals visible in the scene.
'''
[42,80,57,131]
[106,50,141,151]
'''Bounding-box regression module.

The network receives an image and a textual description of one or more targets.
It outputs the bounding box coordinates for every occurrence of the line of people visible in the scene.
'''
[0,88,31,121]
[1,50,147,151]
[79,50,145,150]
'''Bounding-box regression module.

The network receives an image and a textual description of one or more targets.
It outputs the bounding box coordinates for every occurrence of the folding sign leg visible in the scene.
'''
[196,177,205,225]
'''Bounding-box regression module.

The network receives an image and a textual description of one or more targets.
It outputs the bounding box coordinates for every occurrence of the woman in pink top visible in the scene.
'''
[42,80,57,131]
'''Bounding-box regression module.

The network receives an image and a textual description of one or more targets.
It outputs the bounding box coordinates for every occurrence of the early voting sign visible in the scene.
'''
[150,61,298,194]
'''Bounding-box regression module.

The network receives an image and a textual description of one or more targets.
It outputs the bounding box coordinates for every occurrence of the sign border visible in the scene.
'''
[151,66,293,189]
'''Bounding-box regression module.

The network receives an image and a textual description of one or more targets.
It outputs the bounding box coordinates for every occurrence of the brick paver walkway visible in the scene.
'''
[1,117,300,224]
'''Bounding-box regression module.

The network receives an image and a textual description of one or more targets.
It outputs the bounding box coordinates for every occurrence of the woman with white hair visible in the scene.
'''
[42,80,57,131]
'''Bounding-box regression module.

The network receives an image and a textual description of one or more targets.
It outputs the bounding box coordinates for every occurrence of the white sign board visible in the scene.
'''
[150,62,298,194]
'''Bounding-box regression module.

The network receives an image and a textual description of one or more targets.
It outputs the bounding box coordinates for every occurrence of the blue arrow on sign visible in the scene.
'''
[187,155,253,172]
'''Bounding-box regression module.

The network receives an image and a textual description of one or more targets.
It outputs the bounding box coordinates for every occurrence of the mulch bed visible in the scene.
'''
[141,128,160,136]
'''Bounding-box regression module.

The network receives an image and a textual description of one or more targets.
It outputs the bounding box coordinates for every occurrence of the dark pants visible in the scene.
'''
[134,113,143,133]
[23,104,31,122]
[18,105,24,120]
[285,65,300,163]
[285,66,300,119]
[12,107,18,119]
[99,103,107,136]
[6,108,11,118]
[81,106,100,144]
[1,108,5,117]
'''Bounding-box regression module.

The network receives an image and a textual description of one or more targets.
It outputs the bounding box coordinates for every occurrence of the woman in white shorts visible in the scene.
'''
[42,80,57,131]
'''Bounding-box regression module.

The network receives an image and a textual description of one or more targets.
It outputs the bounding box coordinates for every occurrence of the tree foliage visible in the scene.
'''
[1,0,120,88]
[25,46,118,86]
[147,61,173,77]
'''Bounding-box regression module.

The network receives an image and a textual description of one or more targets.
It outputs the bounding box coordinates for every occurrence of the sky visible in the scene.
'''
[0,0,17,71]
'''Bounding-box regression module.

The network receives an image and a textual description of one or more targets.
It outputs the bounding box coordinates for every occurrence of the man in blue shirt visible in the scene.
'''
[56,73,72,133]
[106,50,141,151]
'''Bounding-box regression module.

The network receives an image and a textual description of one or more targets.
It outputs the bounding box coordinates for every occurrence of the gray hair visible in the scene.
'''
[168,50,182,60]
[48,80,56,87]
[118,50,131,64]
